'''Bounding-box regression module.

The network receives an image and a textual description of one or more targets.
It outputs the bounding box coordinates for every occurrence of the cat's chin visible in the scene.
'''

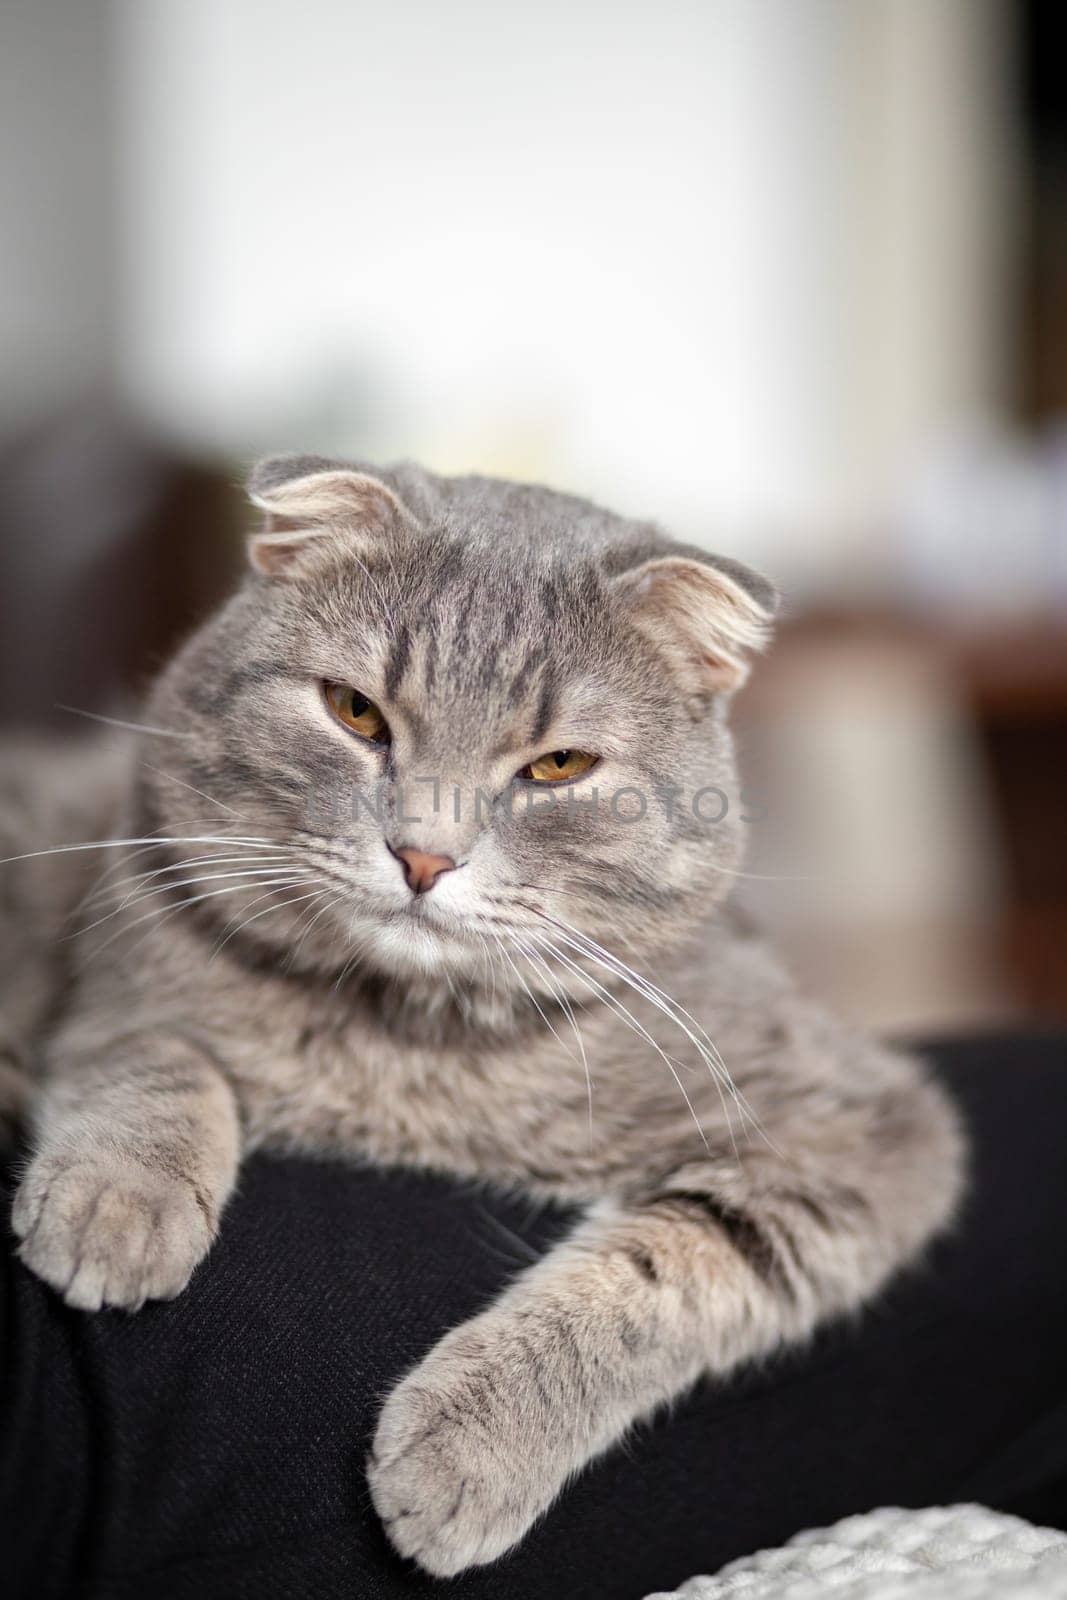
[366,917,464,979]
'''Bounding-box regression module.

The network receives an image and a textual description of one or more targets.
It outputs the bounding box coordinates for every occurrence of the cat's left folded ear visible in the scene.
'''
[245,456,417,578]
[612,547,778,694]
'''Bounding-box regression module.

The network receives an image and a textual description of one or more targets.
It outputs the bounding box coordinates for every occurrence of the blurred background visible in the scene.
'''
[2,0,1065,1033]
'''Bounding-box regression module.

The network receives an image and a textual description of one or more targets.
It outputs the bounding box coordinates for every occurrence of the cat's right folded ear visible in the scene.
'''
[245,456,417,578]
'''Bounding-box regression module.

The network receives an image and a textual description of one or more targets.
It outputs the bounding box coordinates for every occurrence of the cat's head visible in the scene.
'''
[146,457,775,999]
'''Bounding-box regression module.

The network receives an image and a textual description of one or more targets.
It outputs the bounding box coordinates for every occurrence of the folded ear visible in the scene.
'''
[613,552,777,694]
[246,456,416,578]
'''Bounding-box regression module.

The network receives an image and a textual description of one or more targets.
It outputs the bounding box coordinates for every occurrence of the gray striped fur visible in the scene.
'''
[3,459,964,1577]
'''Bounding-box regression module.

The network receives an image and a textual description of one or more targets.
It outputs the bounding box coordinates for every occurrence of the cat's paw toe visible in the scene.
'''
[12,1156,212,1311]
[369,1343,552,1577]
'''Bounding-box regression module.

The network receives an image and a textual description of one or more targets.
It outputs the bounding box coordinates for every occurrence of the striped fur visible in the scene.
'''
[3,459,964,1578]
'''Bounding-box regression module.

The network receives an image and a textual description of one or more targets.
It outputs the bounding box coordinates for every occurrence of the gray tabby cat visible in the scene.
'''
[2,458,964,1577]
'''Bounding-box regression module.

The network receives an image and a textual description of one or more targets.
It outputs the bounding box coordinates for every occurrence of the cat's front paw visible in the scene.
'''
[368,1320,571,1577]
[12,1154,213,1311]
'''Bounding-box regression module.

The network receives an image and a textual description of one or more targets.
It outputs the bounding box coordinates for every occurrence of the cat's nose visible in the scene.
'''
[390,845,457,896]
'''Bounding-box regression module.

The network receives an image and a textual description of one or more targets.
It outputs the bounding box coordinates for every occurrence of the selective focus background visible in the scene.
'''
[2,0,1065,1032]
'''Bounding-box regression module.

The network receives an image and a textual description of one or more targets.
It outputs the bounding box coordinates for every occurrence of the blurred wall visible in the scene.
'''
[113,0,1020,592]
[2,0,1050,1033]
[0,0,116,434]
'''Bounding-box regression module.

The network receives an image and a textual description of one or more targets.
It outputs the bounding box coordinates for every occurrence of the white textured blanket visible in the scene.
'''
[643,1506,1067,1600]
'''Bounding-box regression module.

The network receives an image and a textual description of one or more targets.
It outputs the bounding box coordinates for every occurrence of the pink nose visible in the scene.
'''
[392,845,456,896]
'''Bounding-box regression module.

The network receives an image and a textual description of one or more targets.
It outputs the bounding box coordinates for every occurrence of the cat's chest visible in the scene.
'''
[226,999,619,1196]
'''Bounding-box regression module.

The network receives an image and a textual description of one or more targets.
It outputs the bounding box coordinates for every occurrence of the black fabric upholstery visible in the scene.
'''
[3,1033,1066,1599]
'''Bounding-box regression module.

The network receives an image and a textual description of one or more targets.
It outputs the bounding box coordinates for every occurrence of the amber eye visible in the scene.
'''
[324,682,390,745]
[520,749,598,783]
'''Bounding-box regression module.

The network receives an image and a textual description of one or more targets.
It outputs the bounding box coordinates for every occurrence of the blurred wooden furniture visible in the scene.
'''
[0,408,244,730]
[745,612,1067,1023]
[958,621,1067,1018]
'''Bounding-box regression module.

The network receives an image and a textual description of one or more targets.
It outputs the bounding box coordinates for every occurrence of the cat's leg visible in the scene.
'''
[12,1030,240,1311]
[369,1063,964,1577]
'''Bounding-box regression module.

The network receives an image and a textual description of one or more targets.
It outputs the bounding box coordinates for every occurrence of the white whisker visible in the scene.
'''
[77,820,257,908]
[212,884,324,958]
[334,923,376,991]
[544,924,749,1156]
[85,850,292,909]
[79,874,312,964]
[141,763,242,817]
[0,834,279,869]
[527,931,710,1155]
[524,906,776,1154]
[284,889,342,969]
[73,862,305,940]
[507,933,594,1153]
[55,704,194,740]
